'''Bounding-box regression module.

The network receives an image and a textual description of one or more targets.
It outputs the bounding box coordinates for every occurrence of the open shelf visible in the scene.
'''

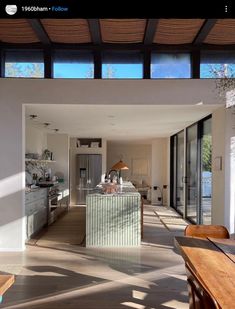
[25,159,56,163]
[76,138,102,148]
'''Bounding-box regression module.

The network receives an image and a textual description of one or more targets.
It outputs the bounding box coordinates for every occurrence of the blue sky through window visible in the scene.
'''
[5,62,44,78]
[200,63,235,78]
[102,63,143,79]
[54,63,94,78]
[151,53,191,78]
[5,56,235,80]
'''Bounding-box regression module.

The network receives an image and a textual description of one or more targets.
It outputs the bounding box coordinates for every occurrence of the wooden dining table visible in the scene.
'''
[175,236,235,309]
[0,275,14,303]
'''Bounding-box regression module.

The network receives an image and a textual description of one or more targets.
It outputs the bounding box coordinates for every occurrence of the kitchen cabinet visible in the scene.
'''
[25,188,48,239]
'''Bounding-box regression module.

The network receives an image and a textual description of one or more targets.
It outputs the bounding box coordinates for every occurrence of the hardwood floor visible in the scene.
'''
[0,205,189,309]
[35,206,86,247]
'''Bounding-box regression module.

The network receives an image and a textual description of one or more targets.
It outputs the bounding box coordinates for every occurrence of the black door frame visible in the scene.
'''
[170,114,212,224]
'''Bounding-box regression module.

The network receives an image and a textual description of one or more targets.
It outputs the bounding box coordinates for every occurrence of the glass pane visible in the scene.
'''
[151,53,191,78]
[102,52,143,79]
[54,63,94,78]
[201,118,212,224]
[5,50,44,78]
[200,52,235,78]
[176,131,184,214]
[53,51,94,78]
[186,124,198,223]
[172,136,177,208]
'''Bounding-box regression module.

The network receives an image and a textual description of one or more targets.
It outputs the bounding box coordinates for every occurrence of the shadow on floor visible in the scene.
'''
[1,266,188,309]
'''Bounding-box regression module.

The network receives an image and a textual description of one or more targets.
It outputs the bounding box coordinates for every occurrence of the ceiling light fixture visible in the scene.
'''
[54,129,59,132]
[29,114,37,120]
[44,122,51,127]
[111,160,129,171]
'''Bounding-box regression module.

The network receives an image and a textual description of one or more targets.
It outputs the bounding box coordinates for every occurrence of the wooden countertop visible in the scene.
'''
[175,236,235,309]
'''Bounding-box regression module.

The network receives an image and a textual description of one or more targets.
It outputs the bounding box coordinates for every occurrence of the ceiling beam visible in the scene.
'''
[88,19,101,44]
[144,19,159,45]
[1,42,235,52]
[27,19,51,45]
[193,19,217,45]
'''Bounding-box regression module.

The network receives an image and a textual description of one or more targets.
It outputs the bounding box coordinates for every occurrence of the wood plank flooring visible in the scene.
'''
[35,206,86,247]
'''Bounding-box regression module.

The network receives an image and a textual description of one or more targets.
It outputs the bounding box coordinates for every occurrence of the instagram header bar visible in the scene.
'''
[0,1,234,18]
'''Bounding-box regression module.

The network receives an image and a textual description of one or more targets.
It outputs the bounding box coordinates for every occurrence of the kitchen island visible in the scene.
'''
[86,182,141,247]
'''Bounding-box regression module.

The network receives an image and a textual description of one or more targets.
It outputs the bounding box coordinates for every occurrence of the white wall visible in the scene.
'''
[212,106,235,234]
[212,107,226,225]
[0,102,25,251]
[107,142,152,185]
[0,79,221,106]
[224,107,235,233]
[70,138,107,205]
[25,125,47,155]
[47,134,69,185]
[151,138,168,205]
[0,78,225,250]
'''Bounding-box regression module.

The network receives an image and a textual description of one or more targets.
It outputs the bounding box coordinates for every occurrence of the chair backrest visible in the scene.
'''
[185,262,220,309]
[184,225,230,239]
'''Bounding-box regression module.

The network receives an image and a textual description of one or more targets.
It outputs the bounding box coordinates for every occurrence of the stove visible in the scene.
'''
[48,185,60,225]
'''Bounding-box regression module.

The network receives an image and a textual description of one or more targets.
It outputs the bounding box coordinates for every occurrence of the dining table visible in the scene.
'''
[0,274,14,303]
[175,236,235,309]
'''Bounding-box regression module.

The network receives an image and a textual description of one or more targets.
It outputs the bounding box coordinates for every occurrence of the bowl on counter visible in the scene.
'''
[101,183,118,194]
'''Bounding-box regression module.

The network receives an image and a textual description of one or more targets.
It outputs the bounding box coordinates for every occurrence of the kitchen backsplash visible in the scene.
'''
[25,161,51,185]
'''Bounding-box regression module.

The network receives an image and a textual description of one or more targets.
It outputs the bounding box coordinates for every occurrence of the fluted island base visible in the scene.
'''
[86,182,141,247]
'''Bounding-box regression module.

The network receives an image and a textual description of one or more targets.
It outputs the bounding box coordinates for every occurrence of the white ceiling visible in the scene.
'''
[25,104,220,141]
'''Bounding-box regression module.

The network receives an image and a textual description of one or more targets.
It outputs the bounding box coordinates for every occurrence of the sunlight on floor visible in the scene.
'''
[121,302,146,309]
[162,299,189,308]
[132,290,147,300]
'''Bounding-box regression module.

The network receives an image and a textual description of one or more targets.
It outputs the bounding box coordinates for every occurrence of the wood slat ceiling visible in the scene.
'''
[1,19,235,46]
[204,19,235,44]
[41,19,91,43]
[154,19,205,44]
[100,19,146,43]
[0,19,39,43]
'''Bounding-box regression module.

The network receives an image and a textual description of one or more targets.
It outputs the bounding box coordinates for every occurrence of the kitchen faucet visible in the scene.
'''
[108,169,119,184]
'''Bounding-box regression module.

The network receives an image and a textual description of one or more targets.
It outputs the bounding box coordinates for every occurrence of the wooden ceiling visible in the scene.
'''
[0,19,235,47]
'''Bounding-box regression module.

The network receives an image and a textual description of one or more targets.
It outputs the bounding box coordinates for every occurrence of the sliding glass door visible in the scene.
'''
[171,131,184,214]
[170,116,212,224]
[200,117,212,224]
[186,124,198,223]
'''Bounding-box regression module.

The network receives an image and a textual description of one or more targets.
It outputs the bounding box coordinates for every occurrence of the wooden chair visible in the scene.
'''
[184,224,230,239]
[185,262,220,309]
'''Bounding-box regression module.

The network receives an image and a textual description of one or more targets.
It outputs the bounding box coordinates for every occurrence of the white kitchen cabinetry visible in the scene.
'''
[25,188,48,239]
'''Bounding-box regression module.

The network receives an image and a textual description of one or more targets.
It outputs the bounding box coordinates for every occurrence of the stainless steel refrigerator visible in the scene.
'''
[76,154,102,204]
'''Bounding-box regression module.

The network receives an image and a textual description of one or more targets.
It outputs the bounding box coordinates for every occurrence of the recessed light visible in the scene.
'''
[29,114,37,120]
